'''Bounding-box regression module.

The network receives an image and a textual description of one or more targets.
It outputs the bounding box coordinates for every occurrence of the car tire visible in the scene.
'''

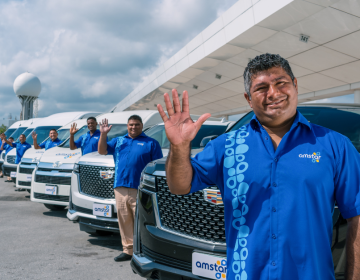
[44,204,66,211]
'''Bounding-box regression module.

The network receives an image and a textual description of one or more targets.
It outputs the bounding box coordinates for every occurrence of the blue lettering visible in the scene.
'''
[210,264,214,271]
[202,263,209,270]
[214,263,218,271]
[196,261,201,268]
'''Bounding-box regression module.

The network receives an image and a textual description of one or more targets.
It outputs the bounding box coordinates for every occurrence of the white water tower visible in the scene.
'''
[13,72,41,120]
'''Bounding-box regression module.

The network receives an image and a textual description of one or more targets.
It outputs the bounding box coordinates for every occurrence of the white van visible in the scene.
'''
[2,118,41,178]
[16,118,87,191]
[67,112,231,235]
[0,120,26,170]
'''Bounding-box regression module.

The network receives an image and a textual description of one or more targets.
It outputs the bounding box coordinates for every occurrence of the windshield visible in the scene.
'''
[146,124,228,149]
[229,107,360,152]
[57,129,71,142]
[9,127,28,141]
[4,128,16,138]
[61,126,88,148]
[25,126,62,145]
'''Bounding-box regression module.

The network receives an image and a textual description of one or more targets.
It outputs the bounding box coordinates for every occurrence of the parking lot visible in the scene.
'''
[0,179,142,280]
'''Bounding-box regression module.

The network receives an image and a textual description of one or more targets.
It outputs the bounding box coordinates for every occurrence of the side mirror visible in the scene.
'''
[200,135,218,148]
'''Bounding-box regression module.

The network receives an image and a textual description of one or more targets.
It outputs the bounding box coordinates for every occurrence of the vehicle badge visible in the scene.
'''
[53,161,62,168]
[203,189,223,205]
[100,171,114,180]
[32,157,39,163]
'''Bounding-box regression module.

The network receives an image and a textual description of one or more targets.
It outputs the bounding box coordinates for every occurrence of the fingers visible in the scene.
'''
[194,113,212,131]
[108,125,112,131]
[157,104,169,122]
[164,93,174,116]
[172,89,181,113]
[182,91,189,113]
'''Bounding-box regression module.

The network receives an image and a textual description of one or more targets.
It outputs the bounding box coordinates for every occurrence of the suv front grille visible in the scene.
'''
[18,181,31,186]
[35,174,71,185]
[79,165,115,199]
[19,167,35,174]
[156,177,226,244]
[33,192,69,202]
[7,155,16,164]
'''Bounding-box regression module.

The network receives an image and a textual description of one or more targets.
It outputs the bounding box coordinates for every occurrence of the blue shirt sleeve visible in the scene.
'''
[151,140,163,161]
[190,139,222,194]
[39,141,46,149]
[74,135,83,148]
[334,137,360,219]
[12,142,18,148]
[107,138,117,155]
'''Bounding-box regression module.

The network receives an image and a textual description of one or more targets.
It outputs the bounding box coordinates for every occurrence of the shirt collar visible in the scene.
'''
[124,132,147,139]
[52,138,60,142]
[250,110,311,130]
[87,129,100,136]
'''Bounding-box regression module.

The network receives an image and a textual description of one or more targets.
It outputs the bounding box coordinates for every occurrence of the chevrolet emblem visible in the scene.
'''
[203,189,223,205]
[53,161,62,168]
[100,170,114,180]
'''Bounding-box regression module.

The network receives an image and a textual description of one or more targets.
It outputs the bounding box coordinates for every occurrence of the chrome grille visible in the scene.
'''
[18,181,31,186]
[19,167,34,174]
[79,165,115,199]
[7,155,16,164]
[35,174,71,185]
[156,177,226,243]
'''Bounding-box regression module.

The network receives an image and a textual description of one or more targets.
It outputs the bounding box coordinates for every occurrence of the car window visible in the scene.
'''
[229,107,360,152]
[9,127,28,141]
[146,124,228,149]
[61,125,89,148]
[4,128,16,138]
[25,126,62,145]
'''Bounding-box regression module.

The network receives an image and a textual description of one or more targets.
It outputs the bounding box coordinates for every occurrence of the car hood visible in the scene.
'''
[39,146,82,164]
[22,147,45,161]
[144,148,204,174]
[76,151,114,166]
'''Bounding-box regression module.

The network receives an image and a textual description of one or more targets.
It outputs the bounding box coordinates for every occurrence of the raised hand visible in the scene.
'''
[70,123,78,135]
[31,131,37,140]
[0,133,5,140]
[99,118,112,134]
[157,89,211,147]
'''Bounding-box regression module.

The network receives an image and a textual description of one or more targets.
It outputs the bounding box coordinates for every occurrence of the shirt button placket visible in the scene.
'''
[270,157,279,279]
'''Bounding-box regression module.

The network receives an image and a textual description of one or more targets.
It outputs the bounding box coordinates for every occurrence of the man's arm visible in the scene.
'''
[346,215,360,279]
[157,89,210,195]
[0,140,5,150]
[69,123,79,150]
[32,132,41,149]
[98,118,112,155]
[0,134,13,147]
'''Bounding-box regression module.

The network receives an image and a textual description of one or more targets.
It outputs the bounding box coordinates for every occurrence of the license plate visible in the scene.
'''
[26,175,32,182]
[45,185,57,195]
[10,172,17,178]
[93,203,112,217]
[192,252,227,280]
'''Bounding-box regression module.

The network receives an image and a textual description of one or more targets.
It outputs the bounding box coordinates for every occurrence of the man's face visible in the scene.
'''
[49,130,58,141]
[87,119,97,132]
[127,119,143,138]
[9,138,14,143]
[244,67,298,127]
[19,135,26,143]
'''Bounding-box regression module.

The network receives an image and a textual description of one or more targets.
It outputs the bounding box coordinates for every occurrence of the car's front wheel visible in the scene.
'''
[44,204,66,211]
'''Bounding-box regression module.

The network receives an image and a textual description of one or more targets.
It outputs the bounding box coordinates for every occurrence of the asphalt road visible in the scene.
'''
[0,178,143,280]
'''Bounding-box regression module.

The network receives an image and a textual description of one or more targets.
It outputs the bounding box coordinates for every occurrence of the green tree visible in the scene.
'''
[0,124,7,134]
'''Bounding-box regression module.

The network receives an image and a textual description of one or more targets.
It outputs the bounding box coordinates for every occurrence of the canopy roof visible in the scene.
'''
[112,0,360,117]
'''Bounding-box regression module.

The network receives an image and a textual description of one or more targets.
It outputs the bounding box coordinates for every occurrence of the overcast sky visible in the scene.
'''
[0,0,241,121]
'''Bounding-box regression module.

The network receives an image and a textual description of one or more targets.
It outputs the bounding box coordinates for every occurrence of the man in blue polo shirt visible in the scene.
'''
[157,54,360,279]
[32,129,62,150]
[98,115,163,262]
[1,134,31,164]
[69,117,101,155]
[0,136,14,180]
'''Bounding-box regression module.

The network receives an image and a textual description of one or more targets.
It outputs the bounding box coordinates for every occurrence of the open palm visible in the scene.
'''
[100,118,112,134]
[70,123,78,135]
[157,89,211,146]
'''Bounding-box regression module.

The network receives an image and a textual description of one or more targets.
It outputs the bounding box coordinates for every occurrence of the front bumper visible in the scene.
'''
[3,163,17,177]
[16,162,36,190]
[31,181,70,206]
[67,172,119,233]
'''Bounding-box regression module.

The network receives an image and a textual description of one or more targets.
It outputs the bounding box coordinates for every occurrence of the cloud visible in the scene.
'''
[0,0,238,122]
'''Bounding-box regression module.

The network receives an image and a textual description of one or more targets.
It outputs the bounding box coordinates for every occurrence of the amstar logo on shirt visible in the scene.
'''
[299,152,321,163]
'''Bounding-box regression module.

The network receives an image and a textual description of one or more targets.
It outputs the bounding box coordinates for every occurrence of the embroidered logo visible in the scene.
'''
[137,143,144,146]
[299,152,321,163]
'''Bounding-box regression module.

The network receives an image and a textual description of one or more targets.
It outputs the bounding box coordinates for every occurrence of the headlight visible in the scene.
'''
[140,173,156,190]
[73,163,80,173]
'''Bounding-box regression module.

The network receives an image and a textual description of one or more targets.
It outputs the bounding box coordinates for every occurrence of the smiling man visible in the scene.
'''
[32,129,62,150]
[157,53,360,280]
[98,115,163,262]
[69,117,100,155]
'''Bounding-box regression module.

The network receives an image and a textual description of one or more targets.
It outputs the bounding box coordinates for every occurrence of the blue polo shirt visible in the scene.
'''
[190,111,360,280]
[3,143,14,155]
[39,138,62,150]
[74,130,101,155]
[107,132,163,189]
[12,142,31,164]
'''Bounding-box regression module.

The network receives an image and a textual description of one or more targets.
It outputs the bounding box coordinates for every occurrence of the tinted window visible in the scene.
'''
[26,126,62,145]
[56,129,71,142]
[61,126,89,148]
[146,124,227,149]
[4,129,16,138]
[229,107,360,152]
[9,127,28,141]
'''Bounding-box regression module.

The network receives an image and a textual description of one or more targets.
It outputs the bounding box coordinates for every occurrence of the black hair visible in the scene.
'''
[128,115,142,124]
[87,117,97,123]
[49,129,57,133]
[243,53,295,98]
[20,134,26,138]
[8,137,14,140]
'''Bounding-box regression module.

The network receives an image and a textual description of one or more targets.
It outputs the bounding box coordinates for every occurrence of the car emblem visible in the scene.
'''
[203,189,223,205]
[53,161,62,168]
[100,171,114,180]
